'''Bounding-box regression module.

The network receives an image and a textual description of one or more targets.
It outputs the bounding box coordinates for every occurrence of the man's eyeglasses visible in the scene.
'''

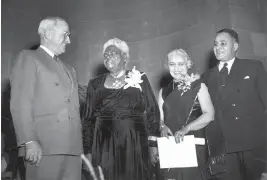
[50,29,71,40]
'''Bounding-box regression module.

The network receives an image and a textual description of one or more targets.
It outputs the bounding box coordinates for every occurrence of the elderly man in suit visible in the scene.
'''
[203,29,267,180]
[10,17,82,180]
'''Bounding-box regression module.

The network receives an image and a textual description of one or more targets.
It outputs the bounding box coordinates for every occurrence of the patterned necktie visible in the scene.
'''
[219,63,228,87]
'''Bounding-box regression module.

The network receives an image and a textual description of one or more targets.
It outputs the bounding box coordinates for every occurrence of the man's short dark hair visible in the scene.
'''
[216,28,239,43]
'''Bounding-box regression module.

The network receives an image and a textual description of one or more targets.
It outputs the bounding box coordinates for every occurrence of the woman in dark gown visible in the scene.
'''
[158,49,215,180]
[82,38,160,180]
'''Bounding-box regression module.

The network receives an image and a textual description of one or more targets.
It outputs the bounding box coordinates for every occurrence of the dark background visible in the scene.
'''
[1,0,267,177]
[2,0,267,92]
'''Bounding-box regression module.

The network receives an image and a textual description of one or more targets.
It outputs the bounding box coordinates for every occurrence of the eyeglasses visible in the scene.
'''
[50,29,71,40]
[104,51,121,60]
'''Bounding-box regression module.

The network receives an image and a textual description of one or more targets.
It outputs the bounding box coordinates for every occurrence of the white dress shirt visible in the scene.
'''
[40,45,55,58]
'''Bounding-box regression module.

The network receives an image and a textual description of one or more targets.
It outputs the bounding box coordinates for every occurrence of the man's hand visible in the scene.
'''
[160,124,173,138]
[25,141,42,166]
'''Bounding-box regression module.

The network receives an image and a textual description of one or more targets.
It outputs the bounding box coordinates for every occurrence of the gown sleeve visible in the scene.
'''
[141,74,160,138]
[82,80,95,154]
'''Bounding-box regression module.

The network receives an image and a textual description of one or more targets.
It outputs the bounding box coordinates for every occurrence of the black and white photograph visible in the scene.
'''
[1,0,267,180]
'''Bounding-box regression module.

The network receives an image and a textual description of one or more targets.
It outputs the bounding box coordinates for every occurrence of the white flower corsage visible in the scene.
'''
[124,66,145,91]
[176,73,200,96]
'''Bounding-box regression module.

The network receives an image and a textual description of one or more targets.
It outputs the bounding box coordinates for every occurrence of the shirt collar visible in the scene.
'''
[218,57,235,73]
[40,45,55,58]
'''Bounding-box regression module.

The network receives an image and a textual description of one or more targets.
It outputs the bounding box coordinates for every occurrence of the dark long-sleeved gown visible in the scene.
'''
[82,73,160,180]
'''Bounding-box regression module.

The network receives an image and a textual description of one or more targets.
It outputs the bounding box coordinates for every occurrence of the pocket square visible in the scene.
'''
[244,76,250,79]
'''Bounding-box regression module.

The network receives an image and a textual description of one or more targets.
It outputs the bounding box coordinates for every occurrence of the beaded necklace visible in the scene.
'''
[109,70,126,89]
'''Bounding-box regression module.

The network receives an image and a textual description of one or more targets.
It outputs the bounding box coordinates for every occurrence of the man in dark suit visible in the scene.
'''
[203,29,267,180]
[10,17,82,180]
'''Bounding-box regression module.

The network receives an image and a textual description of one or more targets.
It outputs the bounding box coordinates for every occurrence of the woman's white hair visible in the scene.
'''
[103,37,130,58]
[38,17,66,37]
[167,49,193,69]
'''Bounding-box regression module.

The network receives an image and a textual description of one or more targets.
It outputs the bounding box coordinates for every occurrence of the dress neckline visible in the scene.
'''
[103,73,125,90]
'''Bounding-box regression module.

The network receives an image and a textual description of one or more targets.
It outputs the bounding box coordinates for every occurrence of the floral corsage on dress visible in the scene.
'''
[175,73,200,96]
[124,66,145,91]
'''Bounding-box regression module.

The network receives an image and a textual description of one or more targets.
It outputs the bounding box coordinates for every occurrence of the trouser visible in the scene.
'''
[26,155,81,180]
[212,148,266,180]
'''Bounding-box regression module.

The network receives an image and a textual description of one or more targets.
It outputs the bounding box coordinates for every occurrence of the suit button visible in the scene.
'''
[235,117,239,120]
[232,104,236,106]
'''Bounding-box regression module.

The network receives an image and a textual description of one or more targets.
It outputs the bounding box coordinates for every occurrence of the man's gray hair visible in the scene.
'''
[38,17,66,36]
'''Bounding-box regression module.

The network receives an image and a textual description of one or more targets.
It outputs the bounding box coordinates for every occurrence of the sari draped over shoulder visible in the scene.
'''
[161,79,207,180]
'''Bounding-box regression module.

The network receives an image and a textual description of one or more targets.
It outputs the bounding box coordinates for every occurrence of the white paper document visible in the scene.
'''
[194,137,205,145]
[157,135,198,169]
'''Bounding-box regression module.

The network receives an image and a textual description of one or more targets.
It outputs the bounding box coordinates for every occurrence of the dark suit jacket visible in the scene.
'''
[10,48,83,155]
[203,58,267,153]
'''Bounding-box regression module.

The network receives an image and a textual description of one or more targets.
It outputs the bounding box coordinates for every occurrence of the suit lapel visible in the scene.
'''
[60,62,74,95]
[208,67,220,95]
[36,48,59,73]
[209,67,223,107]
[36,48,73,91]
[221,58,240,100]
[57,58,73,86]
